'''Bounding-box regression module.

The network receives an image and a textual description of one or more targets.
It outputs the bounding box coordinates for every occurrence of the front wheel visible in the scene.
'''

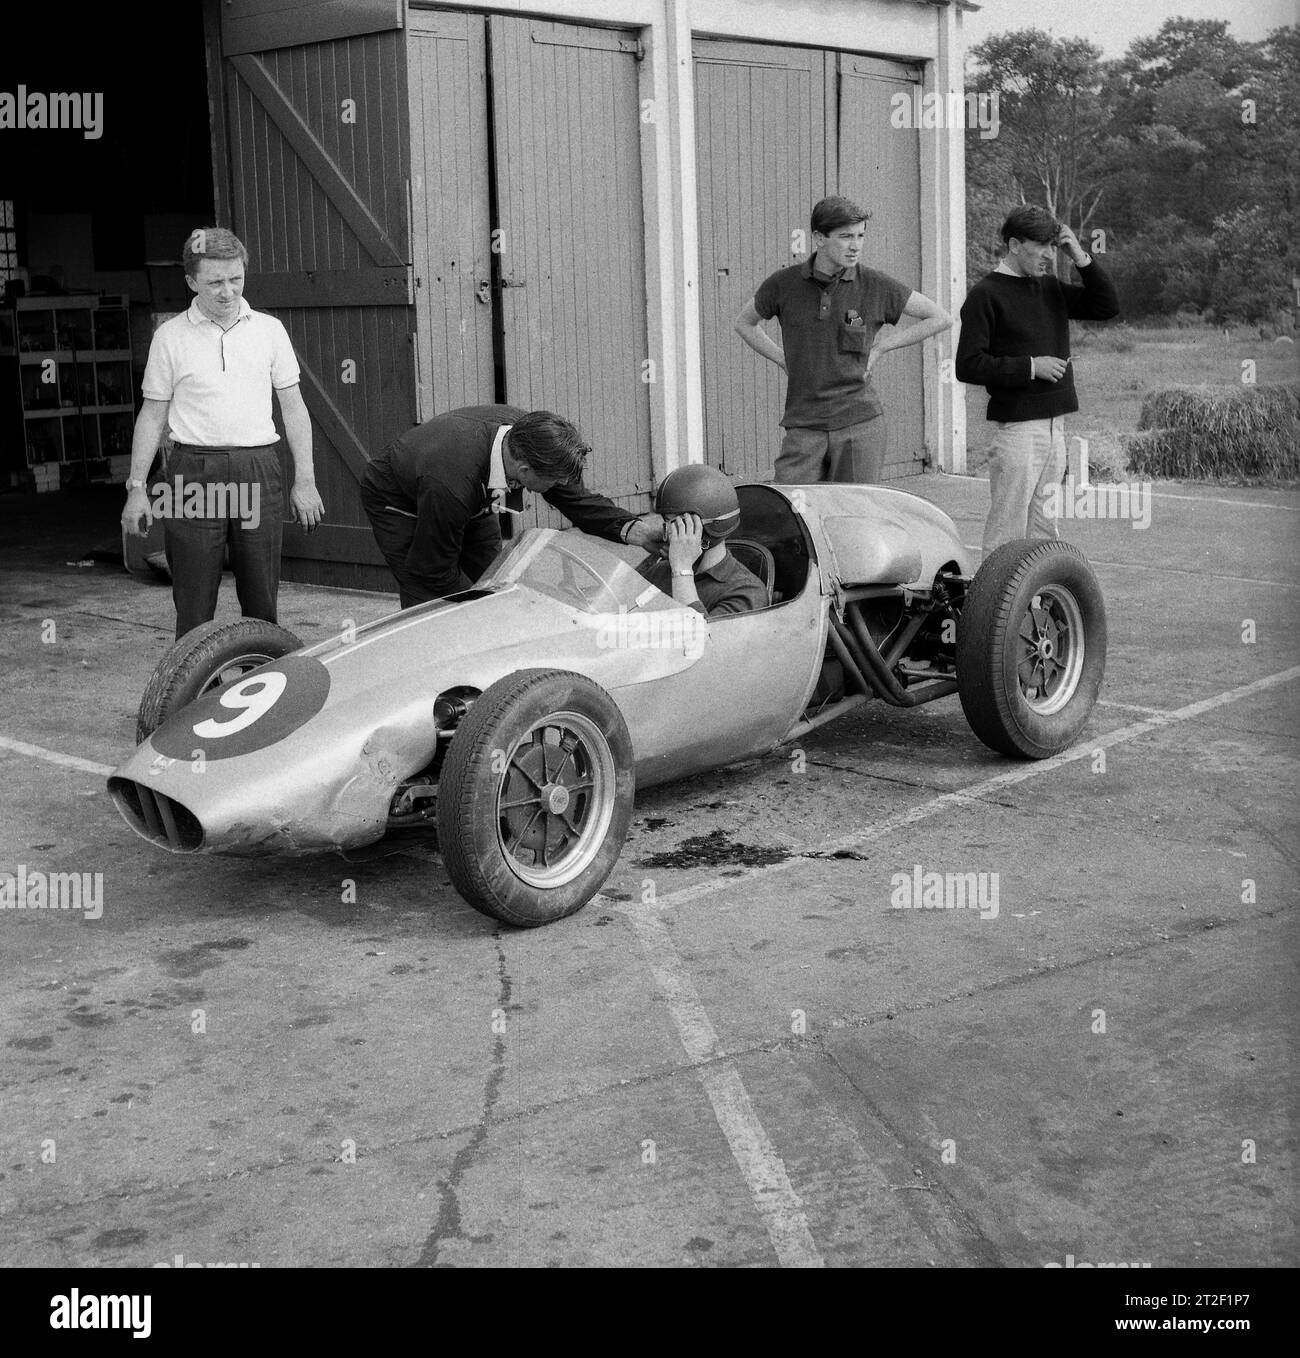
[956,539,1106,759]
[136,619,303,743]
[436,669,635,927]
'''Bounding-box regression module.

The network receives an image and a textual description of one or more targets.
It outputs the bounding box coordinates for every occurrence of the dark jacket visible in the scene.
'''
[364,404,636,599]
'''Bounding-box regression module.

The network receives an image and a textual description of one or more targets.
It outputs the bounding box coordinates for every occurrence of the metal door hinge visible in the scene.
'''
[477,278,526,302]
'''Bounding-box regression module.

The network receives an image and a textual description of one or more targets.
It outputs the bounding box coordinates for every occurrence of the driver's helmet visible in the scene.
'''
[654,465,741,545]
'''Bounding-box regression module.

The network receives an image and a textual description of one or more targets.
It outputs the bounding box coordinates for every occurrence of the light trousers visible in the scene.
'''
[981,416,1067,558]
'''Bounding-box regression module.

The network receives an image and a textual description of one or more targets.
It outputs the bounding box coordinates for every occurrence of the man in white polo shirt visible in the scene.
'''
[122,227,324,638]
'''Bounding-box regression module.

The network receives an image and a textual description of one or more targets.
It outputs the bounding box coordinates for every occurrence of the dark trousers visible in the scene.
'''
[775,417,889,484]
[162,443,284,639]
[360,462,502,609]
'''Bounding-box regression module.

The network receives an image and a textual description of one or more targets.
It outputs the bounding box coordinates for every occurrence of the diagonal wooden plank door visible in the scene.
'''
[224,30,415,587]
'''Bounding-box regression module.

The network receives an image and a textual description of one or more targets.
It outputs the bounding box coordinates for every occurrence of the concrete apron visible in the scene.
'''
[0,475,1296,1267]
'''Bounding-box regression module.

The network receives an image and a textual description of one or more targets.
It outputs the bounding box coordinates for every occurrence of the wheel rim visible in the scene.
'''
[495,711,616,888]
[1016,585,1085,715]
[198,652,279,695]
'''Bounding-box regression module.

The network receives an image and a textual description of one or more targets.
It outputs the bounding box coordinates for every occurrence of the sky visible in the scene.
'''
[961,0,1299,58]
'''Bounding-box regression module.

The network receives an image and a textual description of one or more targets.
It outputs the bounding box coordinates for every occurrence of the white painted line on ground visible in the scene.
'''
[940,472,1300,512]
[0,735,114,777]
[1083,560,1300,588]
[615,664,1299,1267]
[1147,491,1300,511]
[1098,699,1174,716]
[623,906,824,1268]
[617,664,1300,915]
[957,548,1300,589]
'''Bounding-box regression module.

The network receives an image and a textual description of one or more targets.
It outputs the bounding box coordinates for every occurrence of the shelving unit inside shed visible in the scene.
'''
[0,294,135,487]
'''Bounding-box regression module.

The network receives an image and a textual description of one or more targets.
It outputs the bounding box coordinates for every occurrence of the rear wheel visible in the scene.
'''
[436,669,635,927]
[956,540,1106,759]
[136,619,303,743]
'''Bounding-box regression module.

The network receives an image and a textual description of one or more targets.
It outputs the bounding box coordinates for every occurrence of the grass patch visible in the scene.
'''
[962,324,1300,482]
[1124,384,1300,482]
[1073,322,1136,353]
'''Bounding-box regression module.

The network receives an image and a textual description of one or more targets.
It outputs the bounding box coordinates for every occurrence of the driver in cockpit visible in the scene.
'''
[636,465,767,618]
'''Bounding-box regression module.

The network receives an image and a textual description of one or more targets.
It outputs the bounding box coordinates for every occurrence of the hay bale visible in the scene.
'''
[1126,383,1300,481]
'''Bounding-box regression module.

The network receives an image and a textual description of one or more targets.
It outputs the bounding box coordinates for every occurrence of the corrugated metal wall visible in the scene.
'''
[838,53,925,476]
[224,27,415,589]
[489,15,654,523]
[694,40,833,483]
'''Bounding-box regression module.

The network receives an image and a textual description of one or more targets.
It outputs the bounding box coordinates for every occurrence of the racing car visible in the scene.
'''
[108,483,1106,926]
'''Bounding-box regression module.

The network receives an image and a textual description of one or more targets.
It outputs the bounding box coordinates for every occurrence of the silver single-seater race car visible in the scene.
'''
[109,483,1106,926]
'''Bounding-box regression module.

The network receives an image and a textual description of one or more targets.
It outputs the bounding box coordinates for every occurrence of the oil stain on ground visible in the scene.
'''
[637,829,791,871]
[155,938,253,979]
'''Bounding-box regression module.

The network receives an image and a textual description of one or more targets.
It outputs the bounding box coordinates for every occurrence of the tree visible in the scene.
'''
[1119,17,1253,93]
[1209,206,1300,325]
[964,20,1300,322]
[1098,216,1215,318]
[965,29,1111,239]
[1238,26,1300,217]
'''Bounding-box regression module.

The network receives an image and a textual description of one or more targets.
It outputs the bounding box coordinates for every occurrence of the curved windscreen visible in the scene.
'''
[477,529,679,617]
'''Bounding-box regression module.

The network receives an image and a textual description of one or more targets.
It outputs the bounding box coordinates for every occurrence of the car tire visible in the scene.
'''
[136,619,303,744]
[436,669,635,927]
[956,539,1106,759]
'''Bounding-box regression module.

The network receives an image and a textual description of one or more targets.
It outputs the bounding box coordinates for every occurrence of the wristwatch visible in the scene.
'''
[672,568,693,577]
[125,477,146,491]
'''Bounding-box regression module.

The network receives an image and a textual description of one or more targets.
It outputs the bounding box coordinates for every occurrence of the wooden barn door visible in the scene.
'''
[837,53,926,478]
[488,15,654,525]
[223,24,416,589]
[693,40,834,482]
[407,10,495,418]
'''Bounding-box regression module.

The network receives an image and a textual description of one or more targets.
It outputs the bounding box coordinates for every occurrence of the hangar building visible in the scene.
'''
[3,0,970,589]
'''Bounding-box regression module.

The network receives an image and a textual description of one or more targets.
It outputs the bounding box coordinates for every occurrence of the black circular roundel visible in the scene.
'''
[150,655,331,761]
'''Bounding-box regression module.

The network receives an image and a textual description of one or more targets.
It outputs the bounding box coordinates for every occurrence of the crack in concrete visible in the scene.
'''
[413,931,512,1267]
[4,906,1290,1248]
[68,609,173,634]
[815,1043,1007,1266]
[805,759,952,792]
[1213,791,1300,871]
[815,902,1293,1033]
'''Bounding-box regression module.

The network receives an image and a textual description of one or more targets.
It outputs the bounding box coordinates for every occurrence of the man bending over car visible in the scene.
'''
[361,405,664,608]
[636,465,767,617]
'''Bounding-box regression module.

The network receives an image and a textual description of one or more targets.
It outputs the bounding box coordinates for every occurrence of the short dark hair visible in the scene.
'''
[811,196,869,236]
[1001,206,1059,246]
[508,411,590,483]
[183,226,249,278]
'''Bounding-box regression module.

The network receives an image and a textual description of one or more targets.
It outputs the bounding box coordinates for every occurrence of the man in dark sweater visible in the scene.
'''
[956,206,1120,556]
[360,405,663,607]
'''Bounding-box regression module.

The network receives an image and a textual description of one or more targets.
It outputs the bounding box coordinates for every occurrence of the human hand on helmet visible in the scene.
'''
[624,514,665,550]
[665,513,704,573]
